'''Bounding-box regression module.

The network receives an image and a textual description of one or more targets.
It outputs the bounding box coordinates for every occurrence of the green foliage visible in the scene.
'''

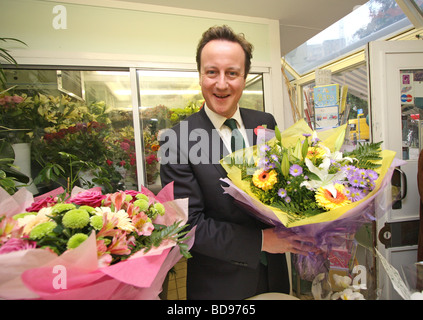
[0,139,29,194]
[135,221,192,259]
[343,141,383,169]
[0,37,27,89]
[33,151,112,196]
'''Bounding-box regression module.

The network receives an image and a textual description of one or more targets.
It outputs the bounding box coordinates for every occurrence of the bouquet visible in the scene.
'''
[0,182,194,300]
[220,119,401,296]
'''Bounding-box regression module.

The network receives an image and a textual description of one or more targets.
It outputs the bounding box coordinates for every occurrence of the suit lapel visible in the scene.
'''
[196,108,228,177]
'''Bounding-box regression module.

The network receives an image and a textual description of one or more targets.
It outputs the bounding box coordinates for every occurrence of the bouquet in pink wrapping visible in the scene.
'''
[220,120,401,295]
[0,182,194,300]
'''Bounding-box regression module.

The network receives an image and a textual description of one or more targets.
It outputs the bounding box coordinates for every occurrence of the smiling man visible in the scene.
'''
[160,25,314,300]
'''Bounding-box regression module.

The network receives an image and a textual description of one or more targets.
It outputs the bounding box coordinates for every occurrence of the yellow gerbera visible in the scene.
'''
[307,146,326,159]
[252,169,278,191]
[315,184,351,210]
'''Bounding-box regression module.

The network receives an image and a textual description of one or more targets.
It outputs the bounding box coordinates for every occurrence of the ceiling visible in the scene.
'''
[112,0,369,56]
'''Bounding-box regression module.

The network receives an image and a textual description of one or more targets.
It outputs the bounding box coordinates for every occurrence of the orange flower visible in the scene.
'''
[315,184,351,210]
[252,169,278,191]
[151,144,160,152]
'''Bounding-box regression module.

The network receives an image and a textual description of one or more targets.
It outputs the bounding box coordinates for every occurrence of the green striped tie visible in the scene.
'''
[224,118,245,152]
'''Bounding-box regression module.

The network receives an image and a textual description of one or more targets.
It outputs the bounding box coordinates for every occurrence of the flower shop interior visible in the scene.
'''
[1,0,423,300]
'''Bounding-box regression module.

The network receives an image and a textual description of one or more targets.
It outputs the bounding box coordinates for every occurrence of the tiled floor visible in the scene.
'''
[165,258,187,300]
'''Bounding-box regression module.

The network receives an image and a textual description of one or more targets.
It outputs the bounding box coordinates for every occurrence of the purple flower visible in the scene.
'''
[368,180,376,190]
[289,164,303,177]
[348,173,363,187]
[278,188,287,198]
[257,157,269,169]
[284,196,291,203]
[356,168,367,179]
[343,165,357,177]
[347,187,365,202]
[366,169,379,181]
[358,178,368,189]
[259,144,271,153]
[270,154,279,162]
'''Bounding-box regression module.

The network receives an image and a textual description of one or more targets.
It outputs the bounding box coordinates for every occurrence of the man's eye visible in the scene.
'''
[206,70,217,77]
[226,71,240,79]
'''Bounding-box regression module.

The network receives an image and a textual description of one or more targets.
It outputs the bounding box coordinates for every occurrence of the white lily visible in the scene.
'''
[300,157,347,197]
[320,145,355,163]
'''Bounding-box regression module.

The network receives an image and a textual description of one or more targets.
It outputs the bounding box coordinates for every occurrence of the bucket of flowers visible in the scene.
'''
[220,119,401,299]
[0,181,193,300]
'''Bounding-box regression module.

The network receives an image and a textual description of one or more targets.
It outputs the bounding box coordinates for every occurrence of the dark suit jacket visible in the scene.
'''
[160,107,289,299]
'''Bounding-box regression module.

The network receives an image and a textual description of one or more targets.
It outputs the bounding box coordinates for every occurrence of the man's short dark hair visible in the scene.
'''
[196,25,253,79]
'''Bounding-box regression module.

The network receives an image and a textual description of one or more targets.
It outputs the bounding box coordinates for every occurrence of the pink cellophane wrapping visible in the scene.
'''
[0,182,194,300]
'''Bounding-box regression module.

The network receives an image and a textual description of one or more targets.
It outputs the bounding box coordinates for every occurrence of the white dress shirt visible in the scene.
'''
[204,104,250,152]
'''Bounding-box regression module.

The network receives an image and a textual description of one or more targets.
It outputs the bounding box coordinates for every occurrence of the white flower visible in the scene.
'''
[331,288,365,300]
[300,157,347,197]
[333,274,352,289]
[320,145,355,163]
[94,207,134,232]
[18,207,53,235]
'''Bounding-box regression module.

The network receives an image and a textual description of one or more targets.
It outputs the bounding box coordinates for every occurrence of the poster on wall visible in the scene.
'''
[314,84,340,130]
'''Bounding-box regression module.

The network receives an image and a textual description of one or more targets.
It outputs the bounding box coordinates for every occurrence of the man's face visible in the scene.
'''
[199,40,246,119]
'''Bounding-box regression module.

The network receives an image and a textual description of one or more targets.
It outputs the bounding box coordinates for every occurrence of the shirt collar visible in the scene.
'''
[204,103,243,130]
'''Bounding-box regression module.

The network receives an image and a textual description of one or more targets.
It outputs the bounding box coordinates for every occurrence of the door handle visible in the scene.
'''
[392,167,407,209]
[396,167,407,201]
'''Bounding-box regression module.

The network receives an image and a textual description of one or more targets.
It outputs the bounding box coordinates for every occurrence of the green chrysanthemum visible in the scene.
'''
[79,205,95,214]
[133,199,149,212]
[67,233,88,249]
[125,195,133,202]
[153,203,165,216]
[29,221,57,240]
[135,193,149,201]
[52,203,76,215]
[62,209,90,229]
[90,215,104,230]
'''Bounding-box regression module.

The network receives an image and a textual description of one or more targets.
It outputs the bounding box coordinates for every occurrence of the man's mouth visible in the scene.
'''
[214,94,230,99]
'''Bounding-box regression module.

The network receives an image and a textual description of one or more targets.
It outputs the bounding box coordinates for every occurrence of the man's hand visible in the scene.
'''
[262,228,320,256]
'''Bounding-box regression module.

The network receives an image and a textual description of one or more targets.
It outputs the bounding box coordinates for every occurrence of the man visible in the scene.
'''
[160,25,313,299]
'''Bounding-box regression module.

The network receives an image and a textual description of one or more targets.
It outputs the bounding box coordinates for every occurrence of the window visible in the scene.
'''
[302,64,370,144]
[1,68,135,194]
[285,0,419,75]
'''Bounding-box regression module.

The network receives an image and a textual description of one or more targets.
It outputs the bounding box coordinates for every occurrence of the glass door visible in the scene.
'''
[368,40,423,299]
[400,69,423,161]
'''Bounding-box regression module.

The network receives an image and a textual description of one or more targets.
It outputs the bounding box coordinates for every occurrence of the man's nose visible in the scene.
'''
[215,73,229,90]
